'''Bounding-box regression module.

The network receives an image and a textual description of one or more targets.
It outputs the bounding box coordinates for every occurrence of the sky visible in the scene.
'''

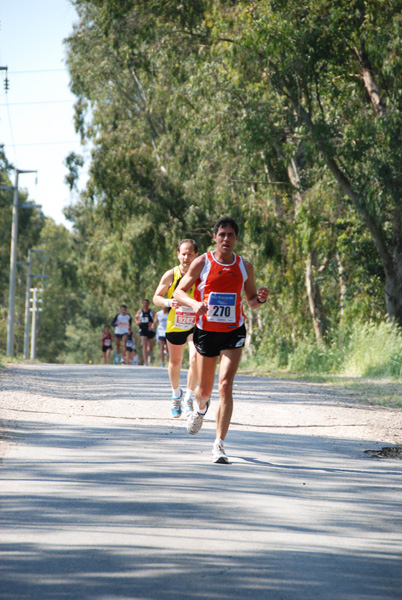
[0,0,87,228]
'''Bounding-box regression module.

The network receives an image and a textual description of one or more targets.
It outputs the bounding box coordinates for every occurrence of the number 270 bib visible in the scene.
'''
[207,292,236,323]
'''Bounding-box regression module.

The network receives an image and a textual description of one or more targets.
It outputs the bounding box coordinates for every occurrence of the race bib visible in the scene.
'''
[104,339,111,346]
[207,292,236,323]
[174,305,196,330]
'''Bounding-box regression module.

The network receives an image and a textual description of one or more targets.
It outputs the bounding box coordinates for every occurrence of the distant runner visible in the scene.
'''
[155,306,169,367]
[110,305,132,362]
[124,326,138,365]
[135,299,156,365]
[100,325,113,364]
[153,239,199,417]
[174,217,269,464]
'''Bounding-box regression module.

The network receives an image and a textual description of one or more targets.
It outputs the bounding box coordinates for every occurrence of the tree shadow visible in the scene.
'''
[1,416,402,600]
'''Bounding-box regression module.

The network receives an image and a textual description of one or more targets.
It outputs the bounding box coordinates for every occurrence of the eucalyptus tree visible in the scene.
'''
[65,0,215,301]
[206,0,402,326]
[65,0,398,358]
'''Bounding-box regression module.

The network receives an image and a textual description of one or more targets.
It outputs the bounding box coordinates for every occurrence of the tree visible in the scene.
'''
[64,1,395,361]
[206,0,402,325]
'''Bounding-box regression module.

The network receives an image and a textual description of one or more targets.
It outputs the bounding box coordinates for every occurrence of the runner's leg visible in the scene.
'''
[122,333,128,355]
[167,340,184,389]
[148,336,155,363]
[215,347,243,441]
[159,339,165,363]
[140,336,148,365]
[187,339,197,392]
[195,354,219,410]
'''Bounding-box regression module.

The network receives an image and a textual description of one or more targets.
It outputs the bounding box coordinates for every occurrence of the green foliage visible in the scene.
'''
[61,1,395,358]
[254,320,402,381]
[344,321,402,378]
[0,152,46,355]
[0,1,375,368]
[58,315,102,364]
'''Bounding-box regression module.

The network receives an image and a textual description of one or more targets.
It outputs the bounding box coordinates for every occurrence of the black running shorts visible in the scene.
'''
[193,324,246,358]
[166,328,194,346]
[140,330,156,339]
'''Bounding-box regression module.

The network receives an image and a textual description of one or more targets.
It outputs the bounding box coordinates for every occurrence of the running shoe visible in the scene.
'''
[187,401,209,435]
[212,442,229,464]
[171,389,183,418]
[183,397,194,415]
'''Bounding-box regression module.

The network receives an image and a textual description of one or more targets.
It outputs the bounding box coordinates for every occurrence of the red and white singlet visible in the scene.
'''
[195,251,248,332]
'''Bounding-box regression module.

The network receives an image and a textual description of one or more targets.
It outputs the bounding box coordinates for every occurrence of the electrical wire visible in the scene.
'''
[0,100,73,106]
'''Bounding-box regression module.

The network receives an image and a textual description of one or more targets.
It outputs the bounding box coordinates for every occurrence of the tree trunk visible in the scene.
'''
[336,253,346,322]
[385,271,402,325]
[288,98,402,327]
[305,253,329,345]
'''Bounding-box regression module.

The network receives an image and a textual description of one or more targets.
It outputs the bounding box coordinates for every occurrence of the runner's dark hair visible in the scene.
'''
[213,217,239,236]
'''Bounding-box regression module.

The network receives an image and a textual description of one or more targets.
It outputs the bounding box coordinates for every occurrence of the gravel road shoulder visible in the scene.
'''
[1,362,401,457]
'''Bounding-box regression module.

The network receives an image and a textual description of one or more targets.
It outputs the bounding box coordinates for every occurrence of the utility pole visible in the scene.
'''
[6,169,39,356]
[29,287,43,360]
[23,249,46,359]
[0,65,9,92]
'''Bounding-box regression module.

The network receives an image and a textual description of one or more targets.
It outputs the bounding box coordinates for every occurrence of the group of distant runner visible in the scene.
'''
[100,217,269,464]
[100,300,168,367]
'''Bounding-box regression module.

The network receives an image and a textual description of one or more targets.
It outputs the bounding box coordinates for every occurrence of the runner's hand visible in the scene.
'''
[193,301,208,316]
[257,286,269,303]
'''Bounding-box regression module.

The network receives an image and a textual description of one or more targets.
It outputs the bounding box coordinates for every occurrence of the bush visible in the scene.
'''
[342,321,402,378]
[246,320,402,380]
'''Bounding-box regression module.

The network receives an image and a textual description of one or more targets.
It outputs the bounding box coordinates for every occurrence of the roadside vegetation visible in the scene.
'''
[1,2,402,411]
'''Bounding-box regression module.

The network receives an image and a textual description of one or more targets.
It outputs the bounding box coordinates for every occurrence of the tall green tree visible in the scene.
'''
[64,0,395,360]
[206,0,402,325]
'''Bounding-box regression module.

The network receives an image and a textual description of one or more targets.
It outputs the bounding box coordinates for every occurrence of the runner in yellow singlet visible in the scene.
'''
[153,239,199,418]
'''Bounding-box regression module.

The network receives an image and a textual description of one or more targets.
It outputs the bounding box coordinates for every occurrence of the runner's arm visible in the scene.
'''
[153,311,158,329]
[243,261,269,308]
[173,255,207,316]
[152,269,180,309]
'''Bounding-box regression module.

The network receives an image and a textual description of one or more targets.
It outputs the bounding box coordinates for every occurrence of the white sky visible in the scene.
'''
[0,0,88,228]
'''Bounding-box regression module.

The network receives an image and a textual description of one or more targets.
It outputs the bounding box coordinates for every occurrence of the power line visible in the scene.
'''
[0,100,73,106]
[2,140,81,147]
[8,69,67,74]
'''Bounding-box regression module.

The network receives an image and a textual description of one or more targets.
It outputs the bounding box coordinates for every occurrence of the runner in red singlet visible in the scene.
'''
[100,325,113,364]
[174,216,269,464]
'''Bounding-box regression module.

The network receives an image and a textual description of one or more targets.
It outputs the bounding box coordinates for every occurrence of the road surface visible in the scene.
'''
[1,363,401,599]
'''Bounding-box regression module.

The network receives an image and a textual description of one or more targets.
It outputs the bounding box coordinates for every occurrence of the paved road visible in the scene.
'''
[1,363,401,599]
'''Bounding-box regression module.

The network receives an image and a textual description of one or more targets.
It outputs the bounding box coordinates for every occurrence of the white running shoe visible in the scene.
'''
[187,401,209,435]
[212,442,229,464]
[184,397,193,415]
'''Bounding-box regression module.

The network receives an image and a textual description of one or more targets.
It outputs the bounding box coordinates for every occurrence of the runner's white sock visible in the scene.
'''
[197,403,209,415]
[214,438,225,447]
[172,387,181,398]
[184,389,195,401]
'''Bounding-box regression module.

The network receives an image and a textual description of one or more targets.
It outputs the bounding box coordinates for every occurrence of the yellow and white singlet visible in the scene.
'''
[166,266,196,334]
